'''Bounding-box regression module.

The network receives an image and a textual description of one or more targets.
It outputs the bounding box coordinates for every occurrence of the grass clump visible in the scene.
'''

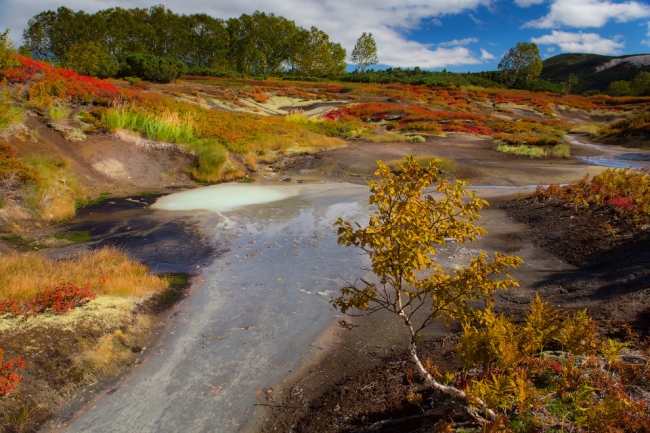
[20,155,85,221]
[182,138,229,183]
[550,143,571,158]
[405,135,426,143]
[0,246,168,300]
[48,104,71,121]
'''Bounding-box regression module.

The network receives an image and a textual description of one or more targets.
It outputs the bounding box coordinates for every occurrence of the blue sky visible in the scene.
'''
[1,0,649,72]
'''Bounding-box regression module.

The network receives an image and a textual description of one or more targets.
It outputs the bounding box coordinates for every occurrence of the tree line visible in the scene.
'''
[21,6,349,79]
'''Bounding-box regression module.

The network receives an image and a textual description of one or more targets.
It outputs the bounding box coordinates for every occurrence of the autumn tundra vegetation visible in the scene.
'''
[0,4,649,432]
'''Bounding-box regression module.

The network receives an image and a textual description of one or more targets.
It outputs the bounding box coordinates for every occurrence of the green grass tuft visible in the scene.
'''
[49,105,71,121]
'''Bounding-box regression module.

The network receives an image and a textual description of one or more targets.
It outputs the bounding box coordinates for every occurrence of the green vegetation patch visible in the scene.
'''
[1,235,47,251]
[76,192,111,208]
[54,230,91,243]
[496,143,571,159]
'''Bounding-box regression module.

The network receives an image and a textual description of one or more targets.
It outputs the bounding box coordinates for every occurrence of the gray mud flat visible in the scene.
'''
[56,183,371,433]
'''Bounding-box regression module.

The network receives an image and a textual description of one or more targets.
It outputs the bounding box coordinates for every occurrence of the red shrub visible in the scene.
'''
[604,196,634,210]
[0,283,97,319]
[0,349,24,396]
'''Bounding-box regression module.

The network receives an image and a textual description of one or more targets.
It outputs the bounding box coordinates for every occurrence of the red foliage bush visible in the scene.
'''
[0,283,97,319]
[604,196,634,210]
[0,349,24,397]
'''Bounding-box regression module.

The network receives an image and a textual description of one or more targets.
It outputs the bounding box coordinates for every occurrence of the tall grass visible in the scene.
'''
[48,105,71,121]
[0,247,168,300]
[103,108,195,144]
[21,155,85,221]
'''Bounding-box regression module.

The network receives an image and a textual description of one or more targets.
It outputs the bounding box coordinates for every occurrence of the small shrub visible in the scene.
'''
[0,349,24,396]
[62,41,119,78]
[0,283,97,319]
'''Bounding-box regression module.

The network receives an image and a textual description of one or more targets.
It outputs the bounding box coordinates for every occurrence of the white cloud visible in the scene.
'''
[531,30,625,55]
[0,0,494,68]
[643,22,650,46]
[524,0,650,29]
[431,18,443,26]
[514,0,546,7]
[546,46,556,52]
[480,48,496,60]
[438,37,479,47]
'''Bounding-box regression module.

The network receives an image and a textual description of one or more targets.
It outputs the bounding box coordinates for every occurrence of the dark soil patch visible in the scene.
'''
[502,196,650,334]
[501,196,644,266]
[260,336,463,433]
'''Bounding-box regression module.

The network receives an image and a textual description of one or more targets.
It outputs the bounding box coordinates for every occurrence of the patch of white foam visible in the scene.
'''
[152,184,299,212]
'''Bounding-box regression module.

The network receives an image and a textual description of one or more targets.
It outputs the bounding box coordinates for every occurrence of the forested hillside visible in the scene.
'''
[541,53,650,94]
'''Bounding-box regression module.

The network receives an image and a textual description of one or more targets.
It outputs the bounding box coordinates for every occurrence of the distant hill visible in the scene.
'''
[540,53,650,93]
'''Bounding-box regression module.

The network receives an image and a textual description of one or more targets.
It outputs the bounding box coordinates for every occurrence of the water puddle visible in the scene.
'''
[569,136,650,170]
[151,184,300,212]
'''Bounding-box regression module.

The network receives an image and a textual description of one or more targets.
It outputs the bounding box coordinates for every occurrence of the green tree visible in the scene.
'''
[632,71,650,96]
[498,42,543,88]
[227,11,301,75]
[350,32,378,73]
[62,41,119,78]
[119,54,187,83]
[291,27,346,77]
[0,30,19,70]
[332,156,522,421]
[607,80,632,97]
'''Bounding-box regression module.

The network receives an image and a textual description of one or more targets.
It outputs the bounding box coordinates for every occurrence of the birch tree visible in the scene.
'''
[332,156,522,422]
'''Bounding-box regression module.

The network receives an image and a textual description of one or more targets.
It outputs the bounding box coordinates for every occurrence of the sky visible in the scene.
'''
[1,0,650,72]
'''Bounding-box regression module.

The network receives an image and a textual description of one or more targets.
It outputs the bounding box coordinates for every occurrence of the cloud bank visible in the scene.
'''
[524,0,650,29]
[531,30,625,55]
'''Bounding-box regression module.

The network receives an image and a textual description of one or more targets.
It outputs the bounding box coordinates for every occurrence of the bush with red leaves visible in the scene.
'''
[0,349,24,397]
[0,284,97,319]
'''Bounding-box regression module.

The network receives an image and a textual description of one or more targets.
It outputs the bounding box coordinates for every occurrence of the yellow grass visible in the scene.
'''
[0,247,168,300]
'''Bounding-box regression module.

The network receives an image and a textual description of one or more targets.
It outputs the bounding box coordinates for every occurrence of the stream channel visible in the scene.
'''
[56,138,648,432]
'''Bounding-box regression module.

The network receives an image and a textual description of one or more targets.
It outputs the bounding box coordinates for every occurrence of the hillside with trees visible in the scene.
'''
[541,53,650,94]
